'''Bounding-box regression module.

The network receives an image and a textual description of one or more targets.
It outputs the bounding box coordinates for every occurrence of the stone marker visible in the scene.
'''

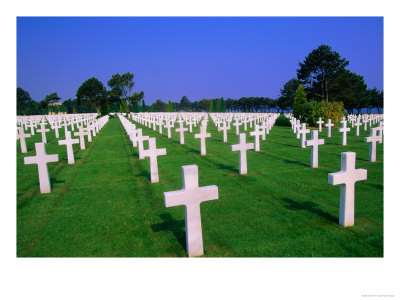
[328,152,367,227]
[58,131,79,164]
[233,119,241,135]
[354,118,362,136]
[24,142,59,193]
[298,123,310,148]
[74,126,88,150]
[36,122,50,144]
[339,119,350,146]
[142,137,166,183]
[317,117,324,132]
[53,122,61,138]
[175,122,188,144]
[325,119,334,138]
[364,128,382,162]
[136,129,149,159]
[231,133,254,175]
[164,165,218,257]
[164,121,174,138]
[249,125,263,151]
[219,121,230,142]
[17,127,31,153]
[194,126,211,155]
[305,130,324,168]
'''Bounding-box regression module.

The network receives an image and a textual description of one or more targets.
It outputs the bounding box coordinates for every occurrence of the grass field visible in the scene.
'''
[17,115,383,257]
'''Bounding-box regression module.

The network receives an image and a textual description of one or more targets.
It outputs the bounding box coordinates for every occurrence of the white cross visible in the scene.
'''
[317,117,324,132]
[158,118,164,134]
[354,117,362,136]
[52,122,61,138]
[85,125,92,142]
[74,126,88,150]
[136,129,149,159]
[305,130,325,168]
[376,121,384,139]
[58,131,80,164]
[339,119,350,146]
[36,122,50,144]
[187,119,194,133]
[164,165,218,257]
[233,119,241,135]
[28,121,36,135]
[259,121,268,140]
[142,137,166,183]
[294,120,301,138]
[24,142,59,193]
[328,152,367,227]
[364,128,382,162]
[298,123,310,148]
[249,125,263,151]
[194,126,211,155]
[219,121,230,142]
[17,127,31,153]
[231,133,254,174]
[164,121,174,138]
[325,119,334,138]
[175,122,188,144]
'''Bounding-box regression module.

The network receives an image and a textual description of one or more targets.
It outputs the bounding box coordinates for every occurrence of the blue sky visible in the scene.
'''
[17,17,383,104]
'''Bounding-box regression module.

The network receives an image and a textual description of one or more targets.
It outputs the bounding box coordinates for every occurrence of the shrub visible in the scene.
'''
[275,114,291,126]
[324,101,345,123]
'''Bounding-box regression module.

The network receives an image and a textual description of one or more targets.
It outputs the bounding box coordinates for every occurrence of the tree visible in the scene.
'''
[154,99,167,112]
[198,99,210,112]
[216,98,222,112]
[329,69,368,114]
[166,100,173,112]
[131,91,144,112]
[220,98,226,112]
[17,87,34,115]
[141,99,146,112]
[179,96,191,111]
[297,44,349,102]
[107,72,135,109]
[280,78,301,110]
[366,87,383,114]
[209,99,214,112]
[293,85,307,119]
[76,77,107,113]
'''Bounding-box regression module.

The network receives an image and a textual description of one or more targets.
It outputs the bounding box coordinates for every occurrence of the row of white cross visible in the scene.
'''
[20,116,109,193]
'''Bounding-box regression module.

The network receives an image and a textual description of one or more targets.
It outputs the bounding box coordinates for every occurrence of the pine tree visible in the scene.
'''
[209,100,213,112]
[220,98,226,112]
[141,99,146,112]
[293,85,307,119]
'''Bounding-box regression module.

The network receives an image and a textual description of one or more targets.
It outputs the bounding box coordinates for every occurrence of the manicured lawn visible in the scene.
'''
[17,115,383,257]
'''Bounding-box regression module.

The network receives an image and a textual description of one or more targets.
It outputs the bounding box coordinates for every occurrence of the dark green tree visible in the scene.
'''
[141,99,146,112]
[367,88,383,114]
[17,87,35,115]
[107,72,135,110]
[280,78,301,109]
[179,96,191,111]
[131,91,144,112]
[293,85,307,119]
[76,77,107,113]
[297,44,349,102]
[154,99,167,112]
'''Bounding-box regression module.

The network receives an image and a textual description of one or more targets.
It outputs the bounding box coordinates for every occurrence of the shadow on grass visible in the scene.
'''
[283,159,309,168]
[50,178,66,188]
[135,169,151,181]
[281,197,338,223]
[151,213,186,251]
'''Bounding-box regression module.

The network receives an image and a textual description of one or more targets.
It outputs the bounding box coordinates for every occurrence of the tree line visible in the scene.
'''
[17,44,383,116]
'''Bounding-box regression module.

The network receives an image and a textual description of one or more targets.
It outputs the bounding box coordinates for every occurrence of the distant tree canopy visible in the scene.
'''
[76,77,107,113]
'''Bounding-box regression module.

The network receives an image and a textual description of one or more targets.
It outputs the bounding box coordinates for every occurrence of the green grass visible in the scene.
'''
[17,116,383,257]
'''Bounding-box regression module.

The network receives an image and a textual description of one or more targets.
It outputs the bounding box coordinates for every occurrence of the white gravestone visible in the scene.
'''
[339,119,350,146]
[53,122,61,138]
[175,122,188,144]
[164,165,218,257]
[36,122,50,144]
[305,130,324,168]
[233,119,241,135]
[325,119,334,138]
[58,131,79,164]
[298,123,310,148]
[164,121,174,138]
[136,129,149,159]
[364,128,382,162]
[142,137,166,183]
[194,126,211,155]
[24,142,59,193]
[317,117,324,132]
[17,127,31,153]
[249,125,263,151]
[328,152,367,227]
[74,126,88,150]
[219,121,230,143]
[231,133,254,175]
[354,118,362,136]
